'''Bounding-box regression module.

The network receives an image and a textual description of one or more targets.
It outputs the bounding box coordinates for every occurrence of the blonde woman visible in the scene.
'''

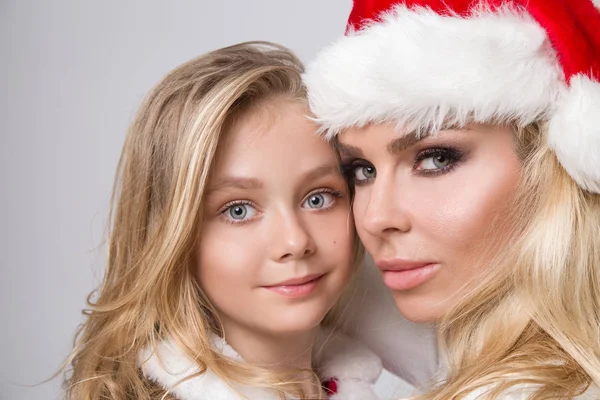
[61,42,382,400]
[304,0,600,398]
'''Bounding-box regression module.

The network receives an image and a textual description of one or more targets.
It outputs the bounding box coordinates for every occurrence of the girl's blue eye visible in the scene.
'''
[307,194,325,208]
[223,203,257,223]
[302,190,341,210]
[303,192,334,209]
[229,205,247,219]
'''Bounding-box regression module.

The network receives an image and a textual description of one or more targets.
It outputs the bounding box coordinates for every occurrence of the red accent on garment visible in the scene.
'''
[322,377,338,395]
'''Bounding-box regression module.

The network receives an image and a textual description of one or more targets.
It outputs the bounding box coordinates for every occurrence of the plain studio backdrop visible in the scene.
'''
[0,1,411,399]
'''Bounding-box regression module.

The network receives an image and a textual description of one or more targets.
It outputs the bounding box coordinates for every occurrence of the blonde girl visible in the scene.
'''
[62,42,381,400]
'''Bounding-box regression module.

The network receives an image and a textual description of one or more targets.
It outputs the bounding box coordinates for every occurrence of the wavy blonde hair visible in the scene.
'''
[415,122,600,399]
[60,41,356,400]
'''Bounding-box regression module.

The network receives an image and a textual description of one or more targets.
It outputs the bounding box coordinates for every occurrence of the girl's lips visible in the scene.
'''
[263,274,325,298]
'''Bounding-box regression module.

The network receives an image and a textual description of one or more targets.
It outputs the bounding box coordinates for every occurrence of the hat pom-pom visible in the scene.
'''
[548,74,600,193]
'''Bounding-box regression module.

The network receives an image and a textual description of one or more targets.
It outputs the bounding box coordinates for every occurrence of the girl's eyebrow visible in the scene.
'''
[207,164,340,194]
[207,177,263,193]
[298,164,342,186]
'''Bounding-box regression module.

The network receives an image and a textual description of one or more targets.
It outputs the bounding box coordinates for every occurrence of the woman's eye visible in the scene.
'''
[354,165,376,182]
[340,161,376,186]
[223,203,258,223]
[418,154,451,170]
[302,190,340,210]
[414,148,463,174]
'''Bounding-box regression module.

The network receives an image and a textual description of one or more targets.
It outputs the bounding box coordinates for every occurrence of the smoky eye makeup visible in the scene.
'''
[339,159,376,186]
[336,130,472,185]
[339,145,468,184]
[413,145,467,176]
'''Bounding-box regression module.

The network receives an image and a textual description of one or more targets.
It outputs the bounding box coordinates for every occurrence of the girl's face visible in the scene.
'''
[197,100,354,338]
[339,123,521,322]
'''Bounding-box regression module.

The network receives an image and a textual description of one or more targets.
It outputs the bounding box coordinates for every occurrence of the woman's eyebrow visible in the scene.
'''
[387,131,430,154]
[335,142,363,157]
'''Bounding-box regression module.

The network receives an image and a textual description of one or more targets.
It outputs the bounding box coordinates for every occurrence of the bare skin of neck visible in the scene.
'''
[222,320,326,399]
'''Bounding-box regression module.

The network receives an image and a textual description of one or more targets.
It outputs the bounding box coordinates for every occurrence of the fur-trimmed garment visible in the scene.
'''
[138,329,382,400]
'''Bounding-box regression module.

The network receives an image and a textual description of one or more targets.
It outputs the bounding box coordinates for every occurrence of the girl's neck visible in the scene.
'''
[221,321,324,397]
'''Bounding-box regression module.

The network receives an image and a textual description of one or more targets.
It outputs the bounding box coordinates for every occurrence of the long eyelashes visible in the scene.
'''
[303,188,344,210]
[413,147,465,176]
[340,145,465,185]
[219,200,258,226]
[218,188,344,226]
[340,161,375,186]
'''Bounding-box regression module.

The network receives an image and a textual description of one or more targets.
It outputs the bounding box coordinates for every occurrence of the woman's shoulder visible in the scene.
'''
[577,385,600,400]
[315,327,383,400]
[461,384,599,400]
[461,386,533,400]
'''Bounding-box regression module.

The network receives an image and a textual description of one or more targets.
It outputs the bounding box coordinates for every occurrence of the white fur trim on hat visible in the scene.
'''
[304,3,600,192]
[304,4,564,139]
[548,74,600,193]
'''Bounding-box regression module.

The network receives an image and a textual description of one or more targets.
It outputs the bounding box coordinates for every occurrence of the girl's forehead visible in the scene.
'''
[221,102,326,157]
[207,100,339,190]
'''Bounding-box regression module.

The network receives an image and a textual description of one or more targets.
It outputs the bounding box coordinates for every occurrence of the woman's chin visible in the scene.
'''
[391,291,449,324]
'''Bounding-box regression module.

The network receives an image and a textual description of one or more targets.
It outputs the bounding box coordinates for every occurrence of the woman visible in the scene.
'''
[304,0,600,398]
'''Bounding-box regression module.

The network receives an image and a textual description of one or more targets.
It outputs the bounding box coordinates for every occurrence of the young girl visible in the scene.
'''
[62,42,381,400]
[304,0,600,398]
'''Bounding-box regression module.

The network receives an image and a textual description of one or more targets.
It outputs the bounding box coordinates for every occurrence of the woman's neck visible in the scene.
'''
[221,320,324,398]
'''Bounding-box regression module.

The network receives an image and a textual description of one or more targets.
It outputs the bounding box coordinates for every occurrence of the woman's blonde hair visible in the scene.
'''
[60,41,353,400]
[416,122,600,399]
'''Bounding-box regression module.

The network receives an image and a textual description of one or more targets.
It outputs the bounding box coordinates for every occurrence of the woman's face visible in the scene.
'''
[197,99,355,338]
[338,123,521,322]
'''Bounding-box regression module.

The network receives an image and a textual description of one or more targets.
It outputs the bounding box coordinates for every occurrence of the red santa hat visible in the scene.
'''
[304,0,600,193]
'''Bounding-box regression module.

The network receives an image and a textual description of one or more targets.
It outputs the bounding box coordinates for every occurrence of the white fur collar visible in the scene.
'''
[139,328,382,400]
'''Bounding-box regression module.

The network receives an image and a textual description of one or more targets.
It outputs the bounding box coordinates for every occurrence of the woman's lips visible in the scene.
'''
[376,259,440,291]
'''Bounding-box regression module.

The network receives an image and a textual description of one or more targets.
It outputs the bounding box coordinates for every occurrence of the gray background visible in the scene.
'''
[0,1,409,398]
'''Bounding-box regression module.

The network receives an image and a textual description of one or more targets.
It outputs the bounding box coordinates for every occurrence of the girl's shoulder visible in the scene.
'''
[139,337,281,400]
[315,327,383,400]
[138,329,383,400]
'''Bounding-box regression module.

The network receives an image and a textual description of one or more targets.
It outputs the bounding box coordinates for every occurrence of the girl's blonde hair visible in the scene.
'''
[417,122,600,399]
[61,41,350,400]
